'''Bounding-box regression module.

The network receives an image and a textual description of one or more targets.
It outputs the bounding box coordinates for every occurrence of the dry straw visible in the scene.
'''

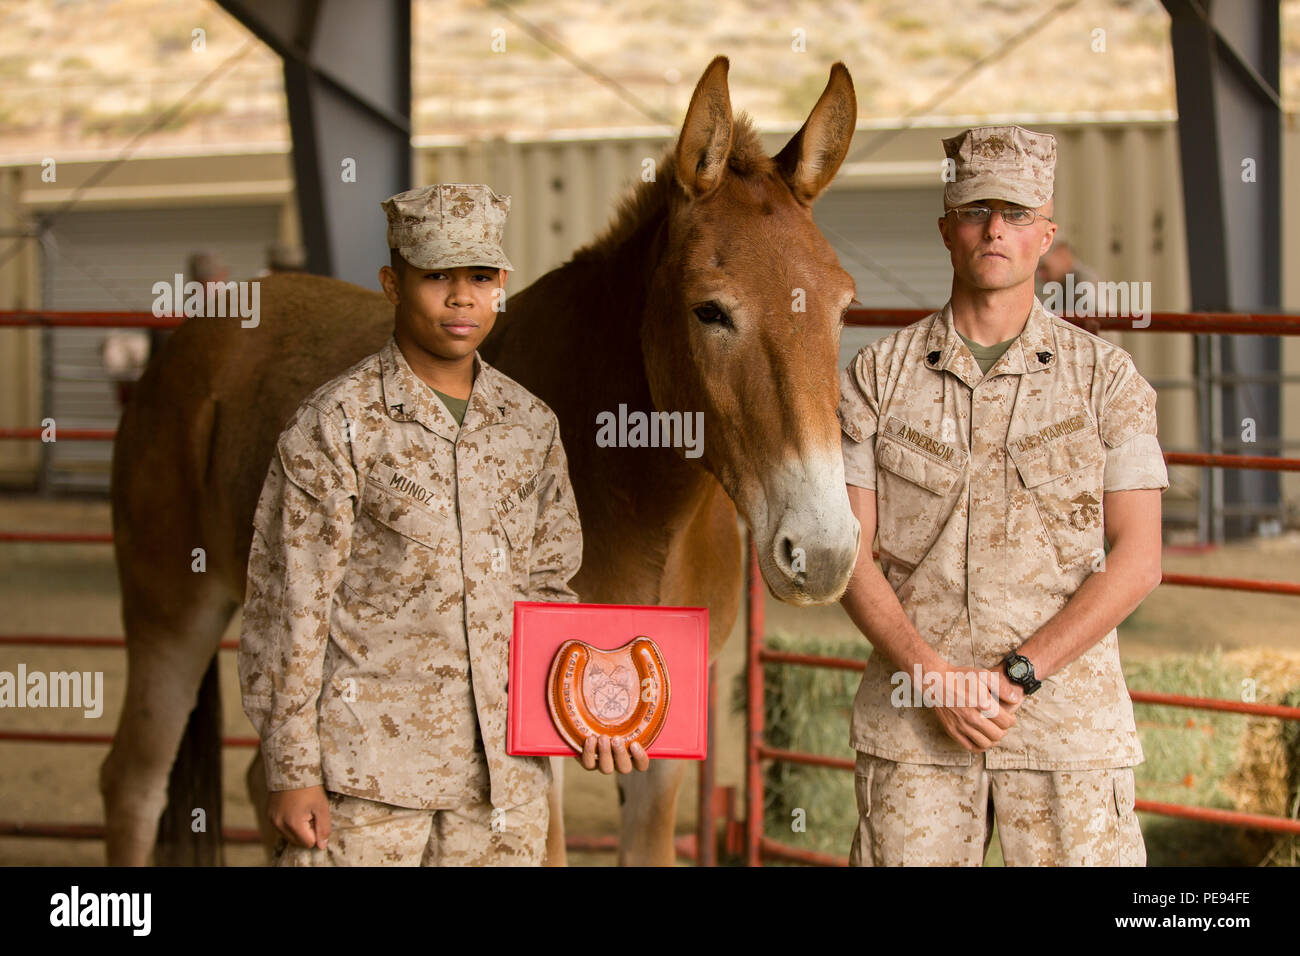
[740,638,1300,866]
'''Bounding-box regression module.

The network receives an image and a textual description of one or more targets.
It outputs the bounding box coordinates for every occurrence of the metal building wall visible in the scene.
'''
[40,204,280,492]
[419,132,674,292]
[415,118,1214,525]
[0,149,294,489]
[0,167,42,486]
[1,118,1295,522]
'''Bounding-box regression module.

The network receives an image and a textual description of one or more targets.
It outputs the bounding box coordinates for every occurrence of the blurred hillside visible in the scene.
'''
[1,0,1297,159]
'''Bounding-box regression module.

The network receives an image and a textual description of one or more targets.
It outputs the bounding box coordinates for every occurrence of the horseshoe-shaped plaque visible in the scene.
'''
[546,636,670,753]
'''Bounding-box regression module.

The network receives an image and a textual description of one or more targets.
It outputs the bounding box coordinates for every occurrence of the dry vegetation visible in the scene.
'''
[6,0,1298,159]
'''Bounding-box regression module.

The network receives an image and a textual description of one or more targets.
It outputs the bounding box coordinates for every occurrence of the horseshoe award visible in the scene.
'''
[507,602,709,760]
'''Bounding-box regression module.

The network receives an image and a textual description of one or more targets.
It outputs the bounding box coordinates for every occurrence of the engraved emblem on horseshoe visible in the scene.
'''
[546,636,670,753]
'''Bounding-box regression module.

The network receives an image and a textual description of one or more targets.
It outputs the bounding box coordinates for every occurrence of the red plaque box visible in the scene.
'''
[507,601,709,759]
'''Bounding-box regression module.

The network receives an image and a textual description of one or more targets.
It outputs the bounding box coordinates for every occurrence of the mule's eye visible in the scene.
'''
[694,302,730,327]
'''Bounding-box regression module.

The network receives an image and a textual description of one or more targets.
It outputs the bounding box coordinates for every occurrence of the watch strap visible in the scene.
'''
[1001,652,1041,696]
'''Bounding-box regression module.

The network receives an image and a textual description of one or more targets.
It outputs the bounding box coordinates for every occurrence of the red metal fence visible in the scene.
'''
[742,307,1300,866]
[0,308,713,861]
[3,307,1300,865]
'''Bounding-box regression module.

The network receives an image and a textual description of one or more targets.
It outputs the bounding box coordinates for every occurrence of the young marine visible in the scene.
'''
[238,183,587,865]
[837,128,1168,866]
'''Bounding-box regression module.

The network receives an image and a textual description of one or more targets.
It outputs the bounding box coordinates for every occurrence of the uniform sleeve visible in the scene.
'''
[524,418,583,604]
[838,348,880,490]
[238,402,358,792]
[1099,355,1169,492]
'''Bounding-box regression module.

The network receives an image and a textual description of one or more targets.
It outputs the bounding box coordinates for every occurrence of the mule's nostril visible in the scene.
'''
[778,536,806,579]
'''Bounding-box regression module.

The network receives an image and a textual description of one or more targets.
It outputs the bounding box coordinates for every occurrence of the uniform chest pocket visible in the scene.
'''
[342,479,457,615]
[874,429,968,567]
[496,498,534,549]
[494,478,540,587]
[1008,430,1106,570]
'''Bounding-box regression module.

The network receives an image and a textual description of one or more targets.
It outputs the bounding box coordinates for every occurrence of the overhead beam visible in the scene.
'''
[218,0,412,289]
[1162,0,1282,539]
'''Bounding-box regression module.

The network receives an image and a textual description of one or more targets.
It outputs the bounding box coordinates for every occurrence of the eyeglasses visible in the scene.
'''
[948,205,1053,227]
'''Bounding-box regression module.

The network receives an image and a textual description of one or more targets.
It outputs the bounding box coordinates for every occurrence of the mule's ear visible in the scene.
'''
[675,56,734,199]
[775,61,857,206]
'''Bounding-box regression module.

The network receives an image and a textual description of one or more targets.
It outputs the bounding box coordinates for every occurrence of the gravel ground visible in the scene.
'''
[0,494,1295,865]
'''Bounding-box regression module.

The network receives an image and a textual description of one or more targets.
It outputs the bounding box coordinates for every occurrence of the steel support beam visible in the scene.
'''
[148,1,410,864]
[1163,0,1282,539]
[218,0,412,289]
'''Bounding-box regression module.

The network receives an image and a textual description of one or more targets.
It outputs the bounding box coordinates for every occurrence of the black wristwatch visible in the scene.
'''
[1001,652,1041,695]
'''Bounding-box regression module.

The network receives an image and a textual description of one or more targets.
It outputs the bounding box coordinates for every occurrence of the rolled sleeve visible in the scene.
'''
[238,403,358,791]
[1099,357,1169,492]
[524,418,584,604]
[839,349,880,490]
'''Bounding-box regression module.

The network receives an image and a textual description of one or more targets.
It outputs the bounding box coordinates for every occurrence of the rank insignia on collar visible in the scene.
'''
[390,402,405,416]
[1037,351,1052,364]
[927,350,941,365]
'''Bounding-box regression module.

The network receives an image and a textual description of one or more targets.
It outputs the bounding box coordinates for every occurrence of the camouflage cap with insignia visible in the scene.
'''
[942,125,1056,209]
[381,183,515,272]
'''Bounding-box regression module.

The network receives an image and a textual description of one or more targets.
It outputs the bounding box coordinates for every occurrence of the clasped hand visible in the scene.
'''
[932,665,1025,753]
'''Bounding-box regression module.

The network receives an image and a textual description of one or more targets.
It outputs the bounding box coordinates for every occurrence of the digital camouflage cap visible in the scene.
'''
[382,183,515,272]
[942,125,1056,209]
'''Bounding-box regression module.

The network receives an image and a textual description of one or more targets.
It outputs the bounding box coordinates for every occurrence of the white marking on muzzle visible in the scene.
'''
[754,451,860,605]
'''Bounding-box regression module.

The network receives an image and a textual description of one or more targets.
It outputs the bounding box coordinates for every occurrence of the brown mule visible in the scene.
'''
[102,55,860,867]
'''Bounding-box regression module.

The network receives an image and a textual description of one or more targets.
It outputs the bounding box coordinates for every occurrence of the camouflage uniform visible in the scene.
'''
[240,184,581,866]
[837,126,1167,866]
[271,789,548,867]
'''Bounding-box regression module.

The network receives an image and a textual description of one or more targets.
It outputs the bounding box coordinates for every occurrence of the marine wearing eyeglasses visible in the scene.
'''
[946,204,1053,227]
[836,125,1168,867]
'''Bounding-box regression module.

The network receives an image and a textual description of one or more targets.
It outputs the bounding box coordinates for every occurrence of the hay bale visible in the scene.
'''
[1219,651,1300,867]
[737,633,1006,865]
[733,632,867,862]
[1124,648,1300,866]
[1268,686,1300,867]
[737,638,1300,866]
[1220,650,1300,814]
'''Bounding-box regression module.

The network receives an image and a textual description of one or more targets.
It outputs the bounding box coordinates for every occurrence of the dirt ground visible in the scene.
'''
[1,494,1297,866]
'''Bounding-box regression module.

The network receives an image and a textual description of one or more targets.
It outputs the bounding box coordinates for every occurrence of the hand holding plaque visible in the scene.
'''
[507,602,708,762]
[578,734,650,774]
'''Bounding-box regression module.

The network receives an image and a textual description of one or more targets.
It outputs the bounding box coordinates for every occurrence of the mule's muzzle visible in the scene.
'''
[765,510,859,606]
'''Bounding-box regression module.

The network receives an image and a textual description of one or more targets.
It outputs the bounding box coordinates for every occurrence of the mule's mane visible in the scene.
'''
[575,111,774,259]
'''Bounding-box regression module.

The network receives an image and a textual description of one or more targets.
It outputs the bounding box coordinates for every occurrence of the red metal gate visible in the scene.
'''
[742,307,1300,866]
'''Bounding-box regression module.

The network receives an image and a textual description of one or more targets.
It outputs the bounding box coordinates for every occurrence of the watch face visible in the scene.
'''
[1008,659,1028,680]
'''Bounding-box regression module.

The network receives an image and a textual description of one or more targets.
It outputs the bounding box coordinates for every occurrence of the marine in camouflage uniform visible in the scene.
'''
[239,184,582,866]
[837,127,1168,866]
